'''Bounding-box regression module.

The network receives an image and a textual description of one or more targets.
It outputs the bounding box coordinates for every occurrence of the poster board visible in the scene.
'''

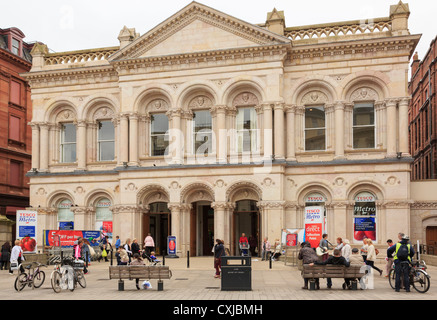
[16,210,38,253]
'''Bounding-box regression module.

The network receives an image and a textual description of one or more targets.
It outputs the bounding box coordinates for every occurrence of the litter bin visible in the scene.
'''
[221,256,251,291]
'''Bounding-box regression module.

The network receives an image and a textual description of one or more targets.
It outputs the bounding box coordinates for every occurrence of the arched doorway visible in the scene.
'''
[147,202,171,255]
[181,183,215,257]
[226,181,263,256]
[233,200,260,256]
[137,184,170,254]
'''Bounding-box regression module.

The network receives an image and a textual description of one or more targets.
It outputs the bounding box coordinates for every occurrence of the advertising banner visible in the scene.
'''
[95,221,113,243]
[16,210,38,253]
[44,230,101,247]
[281,229,305,247]
[304,206,324,249]
[167,236,177,256]
[354,217,376,242]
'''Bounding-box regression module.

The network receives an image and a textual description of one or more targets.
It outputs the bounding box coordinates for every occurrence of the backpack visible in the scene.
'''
[397,243,410,261]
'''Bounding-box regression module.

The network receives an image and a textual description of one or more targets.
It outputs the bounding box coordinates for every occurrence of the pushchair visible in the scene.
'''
[239,242,250,257]
[141,251,162,266]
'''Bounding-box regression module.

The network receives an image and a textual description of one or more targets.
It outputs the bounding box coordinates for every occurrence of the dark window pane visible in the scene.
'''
[353,103,374,126]
[305,107,325,129]
[353,126,375,149]
[151,134,169,156]
[305,129,326,151]
[194,111,212,132]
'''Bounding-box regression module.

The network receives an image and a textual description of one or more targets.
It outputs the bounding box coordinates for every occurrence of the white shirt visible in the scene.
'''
[10,245,24,262]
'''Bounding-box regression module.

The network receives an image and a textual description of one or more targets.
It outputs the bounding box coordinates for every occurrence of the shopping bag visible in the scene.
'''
[102,249,107,258]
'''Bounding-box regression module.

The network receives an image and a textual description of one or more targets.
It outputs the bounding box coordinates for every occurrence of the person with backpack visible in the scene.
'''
[387,234,415,292]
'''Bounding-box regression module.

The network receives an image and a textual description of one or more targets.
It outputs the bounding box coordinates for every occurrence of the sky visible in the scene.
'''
[2,0,436,62]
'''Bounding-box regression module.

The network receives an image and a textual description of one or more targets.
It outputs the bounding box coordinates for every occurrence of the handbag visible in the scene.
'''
[10,260,18,271]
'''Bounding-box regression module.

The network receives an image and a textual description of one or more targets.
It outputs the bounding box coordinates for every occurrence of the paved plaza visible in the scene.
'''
[1,256,436,301]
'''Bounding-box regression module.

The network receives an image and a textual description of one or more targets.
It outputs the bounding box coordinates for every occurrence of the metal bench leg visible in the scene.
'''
[351,280,358,291]
[158,280,164,291]
[118,280,124,291]
[309,279,316,291]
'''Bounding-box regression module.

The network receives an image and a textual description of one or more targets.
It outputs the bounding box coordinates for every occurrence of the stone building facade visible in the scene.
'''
[23,1,420,255]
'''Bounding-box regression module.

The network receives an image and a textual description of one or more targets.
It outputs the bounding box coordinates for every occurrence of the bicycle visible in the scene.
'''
[51,257,86,293]
[388,260,430,293]
[14,262,46,292]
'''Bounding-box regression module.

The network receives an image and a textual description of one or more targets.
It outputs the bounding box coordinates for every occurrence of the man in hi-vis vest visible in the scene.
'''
[387,234,415,292]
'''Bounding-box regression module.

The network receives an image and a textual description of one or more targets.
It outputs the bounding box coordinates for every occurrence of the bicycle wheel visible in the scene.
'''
[33,270,46,288]
[411,269,430,293]
[388,268,396,290]
[76,270,86,288]
[51,270,62,293]
[14,273,28,291]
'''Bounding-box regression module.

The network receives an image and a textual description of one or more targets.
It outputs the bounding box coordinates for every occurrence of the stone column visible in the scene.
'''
[76,120,87,170]
[129,113,139,166]
[30,123,40,170]
[331,202,347,239]
[168,203,182,256]
[119,114,129,165]
[274,102,285,160]
[39,123,49,172]
[167,109,183,164]
[215,106,227,163]
[398,97,410,155]
[344,103,354,152]
[263,103,273,160]
[212,202,226,244]
[334,102,345,159]
[386,99,398,157]
[285,105,296,161]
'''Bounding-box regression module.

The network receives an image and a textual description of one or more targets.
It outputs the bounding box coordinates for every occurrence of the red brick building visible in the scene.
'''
[409,36,437,180]
[0,27,34,235]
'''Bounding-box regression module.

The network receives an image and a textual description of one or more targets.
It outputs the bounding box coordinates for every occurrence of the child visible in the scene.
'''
[150,251,161,263]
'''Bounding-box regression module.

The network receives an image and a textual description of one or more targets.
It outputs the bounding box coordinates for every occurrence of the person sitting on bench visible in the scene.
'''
[309,248,350,289]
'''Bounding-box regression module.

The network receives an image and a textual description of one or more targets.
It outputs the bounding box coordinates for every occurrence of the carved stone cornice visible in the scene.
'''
[258,201,286,209]
[111,205,140,214]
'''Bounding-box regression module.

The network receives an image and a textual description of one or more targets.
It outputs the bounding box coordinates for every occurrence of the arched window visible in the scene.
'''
[305,106,326,151]
[97,120,115,161]
[353,191,377,243]
[353,102,375,149]
[57,199,74,229]
[150,113,169,156]
[60,123,76,163]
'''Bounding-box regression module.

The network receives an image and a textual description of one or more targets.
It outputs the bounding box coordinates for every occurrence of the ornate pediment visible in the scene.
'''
[109,1,290,62]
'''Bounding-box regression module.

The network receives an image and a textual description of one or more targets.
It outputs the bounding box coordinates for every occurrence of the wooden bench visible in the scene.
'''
[109,265,172,291]
[302,264,365,290]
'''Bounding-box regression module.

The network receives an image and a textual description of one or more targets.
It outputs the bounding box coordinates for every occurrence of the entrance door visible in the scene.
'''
[144,202,170,255]
[426,226,437,255]
[192,201,214,256]
[232,200,260,256]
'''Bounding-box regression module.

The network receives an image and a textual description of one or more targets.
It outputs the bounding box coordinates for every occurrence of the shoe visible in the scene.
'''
[302,286,308,290]
[379,270,383,276]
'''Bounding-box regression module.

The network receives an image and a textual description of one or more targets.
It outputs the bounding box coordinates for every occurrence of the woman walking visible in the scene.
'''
[213,239,226,278]
[9,240,25,275]
[0,241,11,270]
[365,239,383,276]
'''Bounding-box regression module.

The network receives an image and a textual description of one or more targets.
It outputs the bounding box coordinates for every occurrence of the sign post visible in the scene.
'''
[16,210,38,253]
[304,206,324,249]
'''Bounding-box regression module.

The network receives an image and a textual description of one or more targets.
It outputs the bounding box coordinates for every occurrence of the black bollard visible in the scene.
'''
[110,250,113,266]
[269,256,272,269]
[163,250,166,266]
[86,251,89,268]
[187,250,190,269]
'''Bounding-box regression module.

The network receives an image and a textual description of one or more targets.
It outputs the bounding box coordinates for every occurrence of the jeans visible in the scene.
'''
[395,261,410,291]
